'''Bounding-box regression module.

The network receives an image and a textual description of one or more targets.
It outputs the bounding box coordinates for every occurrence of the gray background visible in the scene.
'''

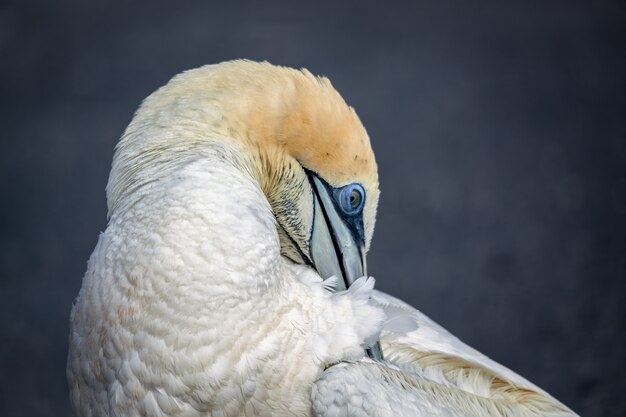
[1,1,624,416]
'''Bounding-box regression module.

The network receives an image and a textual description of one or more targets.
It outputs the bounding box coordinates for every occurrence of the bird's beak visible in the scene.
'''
[308,173,384,360]
[308,174,366,292]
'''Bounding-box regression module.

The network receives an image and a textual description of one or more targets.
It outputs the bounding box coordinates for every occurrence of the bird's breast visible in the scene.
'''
[68,158,329,416]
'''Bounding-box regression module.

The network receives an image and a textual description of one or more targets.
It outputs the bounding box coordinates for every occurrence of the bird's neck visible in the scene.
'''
[76,148,323,415]
[106,147,285,300]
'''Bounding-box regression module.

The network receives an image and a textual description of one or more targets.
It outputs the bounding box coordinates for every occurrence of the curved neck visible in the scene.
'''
[107,149,284,298]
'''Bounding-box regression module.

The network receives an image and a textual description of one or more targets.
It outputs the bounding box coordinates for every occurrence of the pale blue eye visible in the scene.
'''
[338,184,365,215]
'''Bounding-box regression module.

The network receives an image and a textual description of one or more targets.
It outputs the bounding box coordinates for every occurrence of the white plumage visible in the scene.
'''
[67,60,577,417]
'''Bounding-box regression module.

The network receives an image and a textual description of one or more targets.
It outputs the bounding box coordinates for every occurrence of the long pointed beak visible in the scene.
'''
[309,175,365,291]
[308,173,383,360]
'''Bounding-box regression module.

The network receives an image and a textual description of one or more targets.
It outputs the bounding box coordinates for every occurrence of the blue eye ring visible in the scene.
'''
[337,184,366,215]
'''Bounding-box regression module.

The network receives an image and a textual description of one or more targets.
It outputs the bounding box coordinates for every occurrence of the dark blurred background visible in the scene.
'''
[1,1,625,416]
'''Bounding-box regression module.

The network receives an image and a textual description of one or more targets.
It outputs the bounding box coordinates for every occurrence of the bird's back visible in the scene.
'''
[312,290,578,417]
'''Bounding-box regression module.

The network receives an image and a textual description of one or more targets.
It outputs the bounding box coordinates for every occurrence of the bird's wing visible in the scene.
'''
[371,289,543,391]
[312,290,577,417]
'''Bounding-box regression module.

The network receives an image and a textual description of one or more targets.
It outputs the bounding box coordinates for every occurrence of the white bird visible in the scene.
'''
[67,60,577,417]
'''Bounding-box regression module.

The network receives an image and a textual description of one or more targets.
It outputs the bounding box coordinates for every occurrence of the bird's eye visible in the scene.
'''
[338,184,365,215]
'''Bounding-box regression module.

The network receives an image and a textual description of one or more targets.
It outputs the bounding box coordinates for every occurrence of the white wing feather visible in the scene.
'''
[312,290,578,417]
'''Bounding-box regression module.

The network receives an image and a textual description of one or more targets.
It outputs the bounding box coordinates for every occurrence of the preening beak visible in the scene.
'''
[307,173,383,361]
[308,174,366,291]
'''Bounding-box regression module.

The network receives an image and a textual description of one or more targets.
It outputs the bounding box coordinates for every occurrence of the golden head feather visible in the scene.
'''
[108,60,380,254]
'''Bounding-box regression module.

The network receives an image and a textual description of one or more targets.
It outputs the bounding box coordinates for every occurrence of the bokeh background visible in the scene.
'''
[1,1,625,416]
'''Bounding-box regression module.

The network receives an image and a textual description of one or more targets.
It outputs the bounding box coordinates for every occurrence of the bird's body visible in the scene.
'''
[68,61,577,417]
[68,137,383,417]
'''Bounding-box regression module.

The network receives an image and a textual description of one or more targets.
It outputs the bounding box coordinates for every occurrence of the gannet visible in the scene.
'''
[67,60,578,417]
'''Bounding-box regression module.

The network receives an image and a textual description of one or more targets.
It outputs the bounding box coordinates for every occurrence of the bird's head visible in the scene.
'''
[107,60,379,290]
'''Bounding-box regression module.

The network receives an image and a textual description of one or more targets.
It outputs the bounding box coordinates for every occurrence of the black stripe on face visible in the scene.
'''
[304,169,366,248]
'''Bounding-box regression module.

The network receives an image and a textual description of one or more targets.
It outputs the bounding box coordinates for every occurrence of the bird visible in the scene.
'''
[67,60,578,417]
